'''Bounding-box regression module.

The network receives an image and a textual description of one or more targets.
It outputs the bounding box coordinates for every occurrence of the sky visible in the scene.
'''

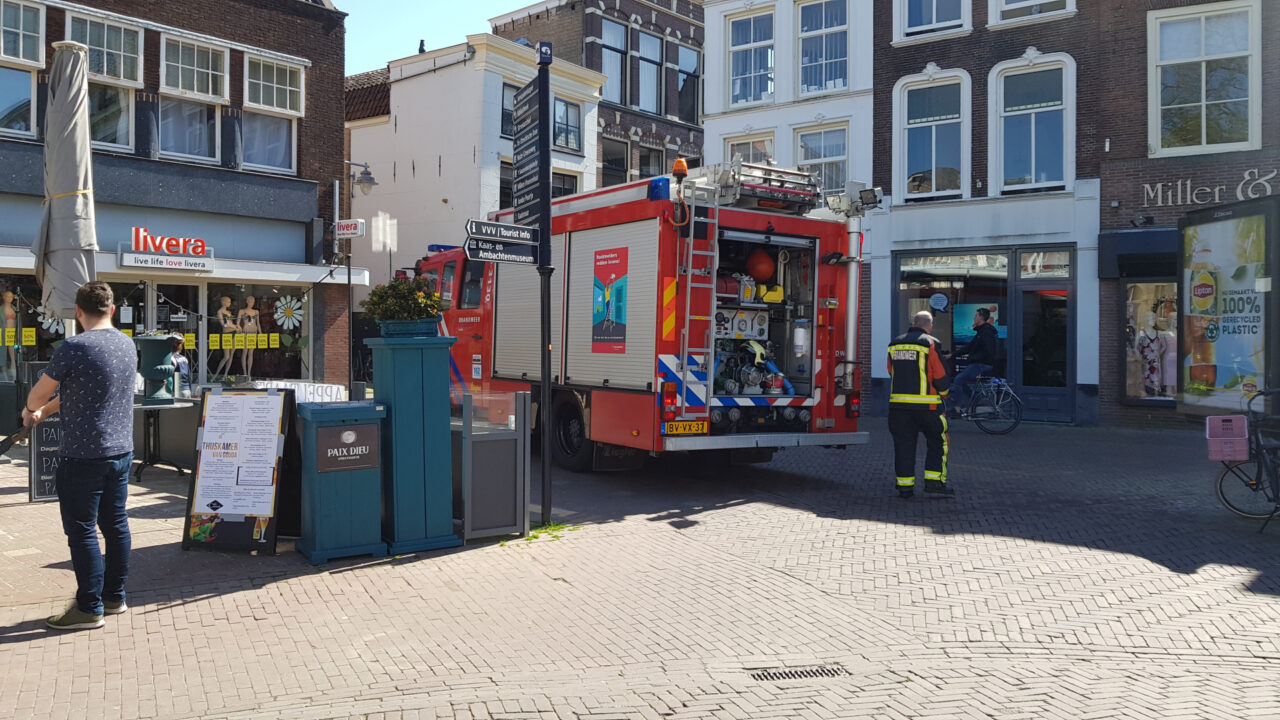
[341,0,534,76]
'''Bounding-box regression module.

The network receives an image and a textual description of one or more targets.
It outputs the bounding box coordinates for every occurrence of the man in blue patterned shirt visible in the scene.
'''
[24,281,137,631]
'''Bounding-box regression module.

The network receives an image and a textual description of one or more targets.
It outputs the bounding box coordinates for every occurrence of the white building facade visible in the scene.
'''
[346,34,605,301]
[700,0,874,195]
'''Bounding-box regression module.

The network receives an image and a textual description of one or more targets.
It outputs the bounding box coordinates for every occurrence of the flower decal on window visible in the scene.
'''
[36,305,64,334]
[274,295,304,330]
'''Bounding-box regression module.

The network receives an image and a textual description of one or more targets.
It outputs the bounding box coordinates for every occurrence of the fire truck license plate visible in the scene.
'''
[663,421,707,435]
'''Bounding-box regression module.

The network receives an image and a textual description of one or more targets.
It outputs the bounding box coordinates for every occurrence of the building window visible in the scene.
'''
[161,36,227,102]
[159,96,217,161]
[897,253,1009,366]
[1148,0,1260,157]
[905,0,964,36]
[243,112,294,172]
[553,98,581,151]
[499,161,513,208]
[501,83,516,137]
[0,0,41,66]
[1123,281,1178,402]
[677,46,700,124]
[728,136,773,164]
[68,14,141,85]
[637,32,662,114]
[87,84,130,149]
[729,13,773,105]
[639,148,664,178]
[999,68,1064,191]
[602,138,629,186]
[601,19,627,105]
[895,70,970,201]
[798,0,847,95]
[0,64,33,135]
[989,0,1072,26]
[208,284,311,381]
[246,57,303,115]
[551,172,578,198]
[797,126,847,195]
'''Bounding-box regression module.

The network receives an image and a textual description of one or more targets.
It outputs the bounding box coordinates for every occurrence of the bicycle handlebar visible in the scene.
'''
[1246,389,1280,416]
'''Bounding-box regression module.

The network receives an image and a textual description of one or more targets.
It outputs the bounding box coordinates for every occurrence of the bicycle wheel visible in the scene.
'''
[970,389,1022,435]
[1215,461,1279,519]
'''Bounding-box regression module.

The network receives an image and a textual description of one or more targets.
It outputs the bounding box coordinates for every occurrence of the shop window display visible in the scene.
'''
[1123,281,1177,401]
[207,284,308,381]
[897,253,1009,363]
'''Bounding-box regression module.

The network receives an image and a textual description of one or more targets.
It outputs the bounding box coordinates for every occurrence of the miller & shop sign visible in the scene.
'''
[1142,167,1276,209]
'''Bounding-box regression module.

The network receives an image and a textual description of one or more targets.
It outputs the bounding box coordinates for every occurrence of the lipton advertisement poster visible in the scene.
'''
[1180,210,1268,413]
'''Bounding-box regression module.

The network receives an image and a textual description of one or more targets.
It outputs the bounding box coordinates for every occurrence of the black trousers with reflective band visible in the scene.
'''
[888,403,948,487]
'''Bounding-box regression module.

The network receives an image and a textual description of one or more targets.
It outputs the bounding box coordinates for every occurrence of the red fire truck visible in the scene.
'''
[417,161,869,471]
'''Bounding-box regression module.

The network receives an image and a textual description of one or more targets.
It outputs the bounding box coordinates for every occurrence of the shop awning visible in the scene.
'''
[1098,228,1179,279]
[0,246,368,286]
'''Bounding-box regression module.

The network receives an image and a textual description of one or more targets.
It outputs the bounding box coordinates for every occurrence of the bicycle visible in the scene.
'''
[1214,390,1280,529]
[952,376,1023,435]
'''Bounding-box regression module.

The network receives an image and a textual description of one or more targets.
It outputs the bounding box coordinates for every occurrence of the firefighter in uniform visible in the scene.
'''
[887,310,954,499]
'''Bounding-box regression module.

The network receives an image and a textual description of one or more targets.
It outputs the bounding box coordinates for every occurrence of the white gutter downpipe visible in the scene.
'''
[843,214,862,392]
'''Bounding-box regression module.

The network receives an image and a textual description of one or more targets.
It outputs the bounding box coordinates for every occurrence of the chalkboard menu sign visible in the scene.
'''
[25,362,60,502]
[182,388,286,553]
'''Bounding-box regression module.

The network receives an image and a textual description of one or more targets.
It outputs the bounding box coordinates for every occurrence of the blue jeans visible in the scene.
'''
[56,452,133,615]
[952,363,993,411]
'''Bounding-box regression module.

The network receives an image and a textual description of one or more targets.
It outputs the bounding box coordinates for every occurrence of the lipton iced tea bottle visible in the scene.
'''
[1186,238,1218,390]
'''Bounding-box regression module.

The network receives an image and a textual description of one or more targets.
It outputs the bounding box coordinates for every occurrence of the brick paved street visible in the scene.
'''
[2,418,1279,719]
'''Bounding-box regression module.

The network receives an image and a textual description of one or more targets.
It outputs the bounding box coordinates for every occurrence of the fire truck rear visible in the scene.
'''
[419,160,870,471]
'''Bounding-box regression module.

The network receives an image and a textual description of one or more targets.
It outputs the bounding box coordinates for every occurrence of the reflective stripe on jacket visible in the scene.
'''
[887,327,951,405]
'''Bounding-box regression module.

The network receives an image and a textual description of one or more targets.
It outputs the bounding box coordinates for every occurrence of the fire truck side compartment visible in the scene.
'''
[493,234,567,381]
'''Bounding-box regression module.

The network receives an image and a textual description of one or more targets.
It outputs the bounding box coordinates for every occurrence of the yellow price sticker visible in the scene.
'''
[122,328,133,337]
[21,327,35,346]
[246,333,258,349]
[209,334,221,350]
[3,328,13,346]
[269,333,280,349]
[233,334,245,349]
[222,333,234,349]
[258,333,268,349]
[184,333,196,349]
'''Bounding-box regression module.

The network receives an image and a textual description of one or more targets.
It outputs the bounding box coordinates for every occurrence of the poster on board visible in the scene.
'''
[24,362,60,502]
[592,247,628,353]
[1178,195,1276,415]
[182,388,286,552]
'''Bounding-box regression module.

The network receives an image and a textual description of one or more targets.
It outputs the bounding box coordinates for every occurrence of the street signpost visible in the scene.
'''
[465,219,537,245]
[464,238,537,265]
[512,42,555,527]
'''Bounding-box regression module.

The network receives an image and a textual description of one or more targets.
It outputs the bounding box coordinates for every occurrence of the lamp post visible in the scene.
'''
[342,160,378,397]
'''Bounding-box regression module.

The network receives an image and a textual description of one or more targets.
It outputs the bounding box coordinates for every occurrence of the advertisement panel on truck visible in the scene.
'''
[1177,196,1279,414]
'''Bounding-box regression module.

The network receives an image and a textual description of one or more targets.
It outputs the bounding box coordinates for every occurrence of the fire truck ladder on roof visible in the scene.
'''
[676,179,720,420]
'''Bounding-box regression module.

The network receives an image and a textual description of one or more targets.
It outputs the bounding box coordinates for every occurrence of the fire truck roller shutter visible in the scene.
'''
[493,234,567,381]
[563,219,660,390]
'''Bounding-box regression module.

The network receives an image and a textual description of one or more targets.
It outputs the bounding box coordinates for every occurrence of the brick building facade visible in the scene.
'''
[1094,0,1278,426]
[864,0,1103,423]
[0,0,356,388]
[490,0,704,184]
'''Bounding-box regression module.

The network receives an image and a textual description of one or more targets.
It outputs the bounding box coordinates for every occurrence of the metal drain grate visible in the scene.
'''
[749,664,850,682]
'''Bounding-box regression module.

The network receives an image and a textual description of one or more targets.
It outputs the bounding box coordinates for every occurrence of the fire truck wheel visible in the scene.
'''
[551,394,594,472]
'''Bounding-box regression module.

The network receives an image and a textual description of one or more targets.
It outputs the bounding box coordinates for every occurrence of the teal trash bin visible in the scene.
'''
[297,401,388,564]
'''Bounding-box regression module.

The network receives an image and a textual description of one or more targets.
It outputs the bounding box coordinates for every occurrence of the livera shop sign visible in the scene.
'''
[117,227,215,271]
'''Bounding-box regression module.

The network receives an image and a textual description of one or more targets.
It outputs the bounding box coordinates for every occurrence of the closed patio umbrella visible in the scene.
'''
[32,41,98,325]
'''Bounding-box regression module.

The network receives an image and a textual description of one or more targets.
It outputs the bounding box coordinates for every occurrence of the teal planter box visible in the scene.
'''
[297,401,388,564]
[366,334,461,554]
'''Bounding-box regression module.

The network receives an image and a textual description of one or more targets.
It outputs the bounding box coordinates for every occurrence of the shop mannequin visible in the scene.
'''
[213,295,239,379]
[0,290,15,381]
[1160,313,1178,397]
[1135,311,1164,396]
[238,295,260,379]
